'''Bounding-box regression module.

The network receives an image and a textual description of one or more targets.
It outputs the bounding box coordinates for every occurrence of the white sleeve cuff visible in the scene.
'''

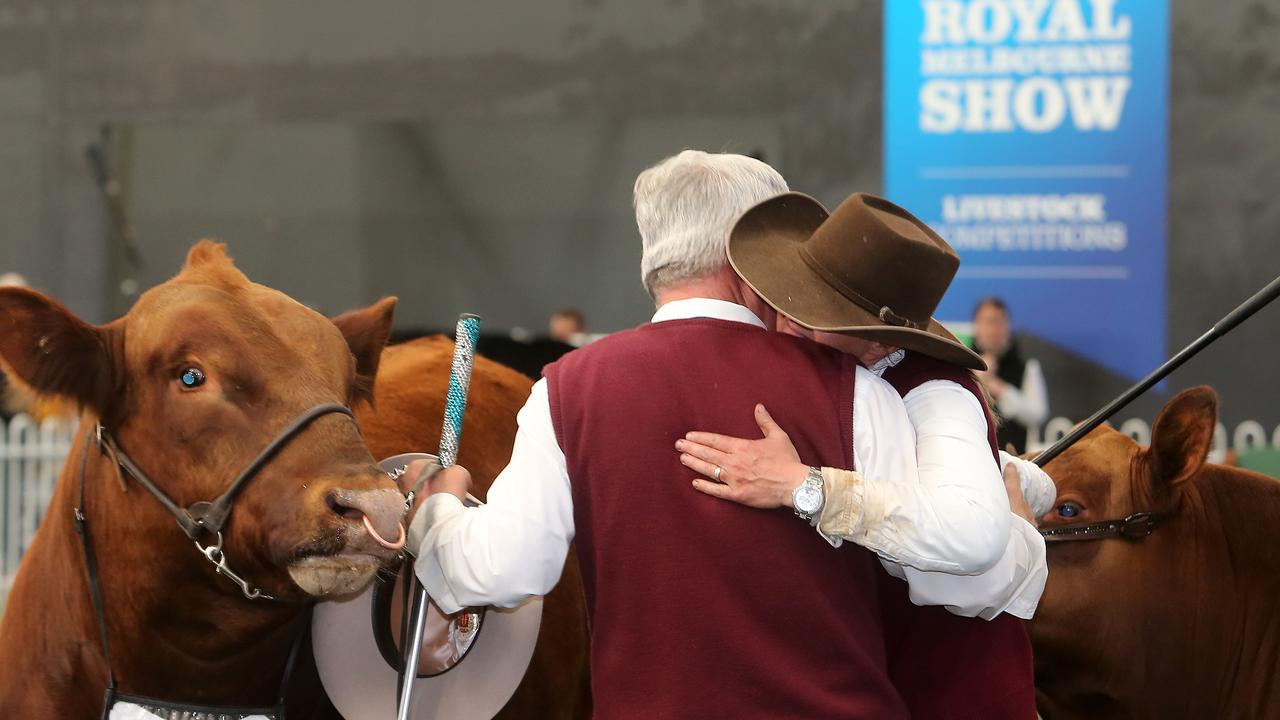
[411,493,468,614]
[815,466,870,547]
[999,451,1058,518]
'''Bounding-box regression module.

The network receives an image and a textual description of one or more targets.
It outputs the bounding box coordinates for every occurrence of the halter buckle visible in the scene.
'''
[194,532,274,601]
[1118,512,1158,540]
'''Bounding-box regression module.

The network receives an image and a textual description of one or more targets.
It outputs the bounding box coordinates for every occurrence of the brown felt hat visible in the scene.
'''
[727,191,986,371]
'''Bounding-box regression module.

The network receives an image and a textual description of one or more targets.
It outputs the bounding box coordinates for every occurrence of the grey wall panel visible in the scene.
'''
[0,0,1274,439]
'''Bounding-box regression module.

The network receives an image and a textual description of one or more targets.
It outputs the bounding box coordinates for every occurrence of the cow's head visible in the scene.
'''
[1030,387,1217,708]
[0,242,404,601]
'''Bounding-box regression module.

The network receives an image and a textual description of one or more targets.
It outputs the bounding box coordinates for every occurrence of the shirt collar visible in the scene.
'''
[651,298,767,329]
[867,348,907,377]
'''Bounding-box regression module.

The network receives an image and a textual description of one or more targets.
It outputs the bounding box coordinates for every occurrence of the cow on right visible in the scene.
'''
[1030,386,1280,719]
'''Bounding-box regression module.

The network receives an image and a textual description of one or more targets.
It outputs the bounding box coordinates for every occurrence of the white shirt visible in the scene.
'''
[413,298,1043,620]
[864,350,1048,619]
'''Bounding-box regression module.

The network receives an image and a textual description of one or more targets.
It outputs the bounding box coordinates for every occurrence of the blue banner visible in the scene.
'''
[885,0,1168,379]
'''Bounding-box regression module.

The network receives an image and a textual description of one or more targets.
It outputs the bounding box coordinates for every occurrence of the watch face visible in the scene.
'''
[794,485,823,514]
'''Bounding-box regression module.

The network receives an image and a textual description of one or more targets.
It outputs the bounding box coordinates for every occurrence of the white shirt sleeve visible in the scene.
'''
[848,373,1011,574]
[999,450,1058,518]
[878,515,1047,619]
[856,376,1047,619]
[411,379,575,614]
[996,358,1049,427]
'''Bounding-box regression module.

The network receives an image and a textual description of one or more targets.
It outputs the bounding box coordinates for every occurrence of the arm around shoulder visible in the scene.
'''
[845,370,1010,574]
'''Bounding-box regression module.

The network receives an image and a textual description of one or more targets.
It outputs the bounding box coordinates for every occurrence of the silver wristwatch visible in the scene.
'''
[792,466,825,520]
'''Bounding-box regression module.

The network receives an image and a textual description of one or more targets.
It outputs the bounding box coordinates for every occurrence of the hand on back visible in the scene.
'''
[676,404,810,509]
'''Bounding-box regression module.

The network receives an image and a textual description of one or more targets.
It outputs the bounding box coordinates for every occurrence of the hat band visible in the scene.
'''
[797,245,924,330]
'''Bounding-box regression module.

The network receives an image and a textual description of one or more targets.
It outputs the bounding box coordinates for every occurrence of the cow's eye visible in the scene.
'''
[179,367,207,389]
[1056,501,1082,519]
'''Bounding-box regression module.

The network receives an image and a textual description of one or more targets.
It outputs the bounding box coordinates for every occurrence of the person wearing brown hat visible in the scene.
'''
[675,191,1055,719]
[403,148,1054,717]
[404,151,972,719]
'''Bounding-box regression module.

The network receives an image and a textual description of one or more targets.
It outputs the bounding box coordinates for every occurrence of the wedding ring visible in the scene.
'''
[714,466,723,481]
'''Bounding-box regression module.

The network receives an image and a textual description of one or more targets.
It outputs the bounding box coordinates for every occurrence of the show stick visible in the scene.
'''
[397,314,482,720]
[1033,274,1280,467]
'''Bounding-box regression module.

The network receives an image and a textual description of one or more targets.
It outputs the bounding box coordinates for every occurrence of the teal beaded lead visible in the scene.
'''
[438,314,480,468]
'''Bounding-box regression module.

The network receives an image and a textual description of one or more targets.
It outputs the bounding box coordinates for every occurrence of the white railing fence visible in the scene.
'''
[0,414,77,602]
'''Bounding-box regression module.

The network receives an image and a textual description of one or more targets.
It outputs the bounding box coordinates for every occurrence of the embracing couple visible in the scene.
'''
[406,151,1055,718]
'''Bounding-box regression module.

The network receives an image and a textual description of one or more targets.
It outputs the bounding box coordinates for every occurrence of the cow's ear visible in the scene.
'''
[1147,386,1217,491]
[331,296,397,405]
[0,288,120,416]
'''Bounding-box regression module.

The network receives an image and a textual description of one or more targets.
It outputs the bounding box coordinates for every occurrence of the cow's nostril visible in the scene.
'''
[325,491,364,522]
[324,486,405,549]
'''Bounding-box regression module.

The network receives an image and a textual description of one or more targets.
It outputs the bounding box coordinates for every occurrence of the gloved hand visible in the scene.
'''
[998,450,1058,520]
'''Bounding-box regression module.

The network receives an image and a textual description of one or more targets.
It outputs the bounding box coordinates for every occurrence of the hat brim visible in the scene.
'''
[728,193,987,372]
[313,582,542,720]
[312,453,542,720]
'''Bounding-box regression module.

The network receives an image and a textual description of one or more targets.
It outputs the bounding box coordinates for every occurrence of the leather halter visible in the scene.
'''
[1040,511,1164,543]
[93,402,356,599]
[73,404,353,717]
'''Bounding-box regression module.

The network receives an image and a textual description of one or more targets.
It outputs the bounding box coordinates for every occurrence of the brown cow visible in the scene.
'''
[349,336,591,717]
[0,243,590,718]
[0,241,404,717]
[1031,387,1280,719]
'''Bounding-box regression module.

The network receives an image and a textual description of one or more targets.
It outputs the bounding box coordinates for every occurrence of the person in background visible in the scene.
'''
[548,306,587,346]
[971,297,1049,453]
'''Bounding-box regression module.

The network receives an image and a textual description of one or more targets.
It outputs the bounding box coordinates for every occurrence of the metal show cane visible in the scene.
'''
[397,313,482,720]
[1033,274,1280,468]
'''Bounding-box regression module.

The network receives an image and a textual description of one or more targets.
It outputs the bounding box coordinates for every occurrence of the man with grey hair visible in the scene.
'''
[405,150,944,717]
[634,150,789,298]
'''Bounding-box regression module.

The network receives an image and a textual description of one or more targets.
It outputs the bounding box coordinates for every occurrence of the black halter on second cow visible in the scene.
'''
[73,402,356,719]
[1040,511,1165,544]
[95,402,355,600]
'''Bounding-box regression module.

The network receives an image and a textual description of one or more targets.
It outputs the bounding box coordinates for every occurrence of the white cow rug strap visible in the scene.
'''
[108,696,275,719]
[73,431,308,720]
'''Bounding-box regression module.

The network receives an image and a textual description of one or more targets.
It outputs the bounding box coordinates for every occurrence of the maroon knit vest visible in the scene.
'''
[545,318,909,720]
[880,352,1038,720]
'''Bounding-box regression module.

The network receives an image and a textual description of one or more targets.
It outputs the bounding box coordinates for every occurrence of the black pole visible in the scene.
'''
[1033,274,1280,467]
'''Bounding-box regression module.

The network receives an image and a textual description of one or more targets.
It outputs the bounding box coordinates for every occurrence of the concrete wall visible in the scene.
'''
[0,1,1276,442]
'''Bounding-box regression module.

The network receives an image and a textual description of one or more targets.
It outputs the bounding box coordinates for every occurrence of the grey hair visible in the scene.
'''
[634,150,788,299]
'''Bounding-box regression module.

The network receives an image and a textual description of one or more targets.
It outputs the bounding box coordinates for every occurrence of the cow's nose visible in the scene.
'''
[326,487,405,544]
